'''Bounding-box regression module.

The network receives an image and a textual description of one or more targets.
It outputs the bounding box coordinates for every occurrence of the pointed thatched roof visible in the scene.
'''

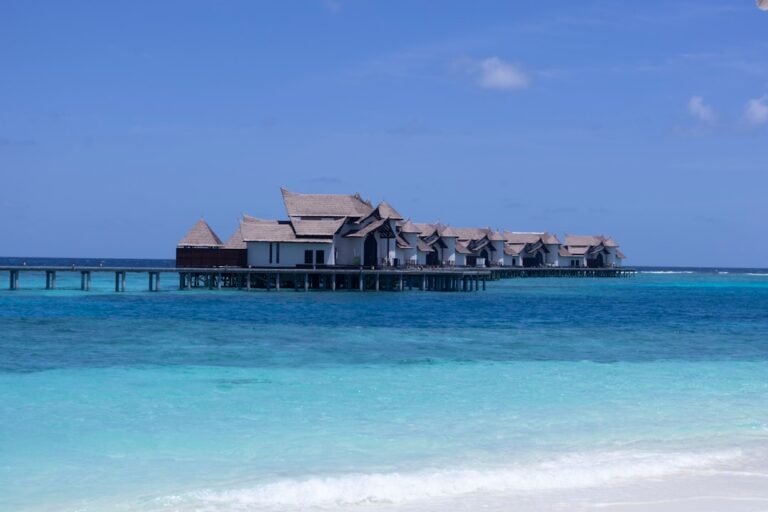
[399,219,422,234]
[489,230,505,241]
[178,219,223,248]
[224,224,246,249]
[375,201,404,220]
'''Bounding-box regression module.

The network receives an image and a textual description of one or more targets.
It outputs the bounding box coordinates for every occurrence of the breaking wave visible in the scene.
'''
[640,271,695,274]
[165,450,740,510]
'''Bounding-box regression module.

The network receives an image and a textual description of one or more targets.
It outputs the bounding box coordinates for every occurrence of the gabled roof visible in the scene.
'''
[224,225,246,249]
[489,230,505,241]
[563,235,619,250]
[345,217,388,238]
[565,245,590,255]
[238,215,332,244]
[399,219,422,234]
[564,235,602,247]
[452,227,488,241]
[542,232,561,245]
[178,219,223,248]
[435,223,458,238]
[375,201,403,220]
[503,231,561,245]
[292,218,346,237]
[505,244,525,256]
[395,233,412,249]
[503,232,543,244]
[455,241,472,254]
[412,222,437,237]
[281,188,373,219]
[616,249,626,259]
[416,238,433,252]
[240,216,297,242]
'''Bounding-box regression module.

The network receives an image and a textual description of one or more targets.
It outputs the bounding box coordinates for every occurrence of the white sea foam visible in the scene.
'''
[640,271,695,274]
[170,450,741,510]
[747,273,768,276]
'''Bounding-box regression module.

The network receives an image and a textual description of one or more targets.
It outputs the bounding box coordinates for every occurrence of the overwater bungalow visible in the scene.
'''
[175,189,625,270]
[502,232,561,267]
[560,235,625,268]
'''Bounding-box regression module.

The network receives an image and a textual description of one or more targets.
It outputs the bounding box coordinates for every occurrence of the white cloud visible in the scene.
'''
[744,95,768,125]
[475,57,530,90]
[687,96,716,122]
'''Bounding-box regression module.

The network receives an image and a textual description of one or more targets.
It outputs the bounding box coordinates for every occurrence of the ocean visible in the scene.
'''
[1,260,767,511]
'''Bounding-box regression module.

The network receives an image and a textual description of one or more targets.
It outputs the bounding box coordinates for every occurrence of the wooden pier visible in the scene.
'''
[1,265,635,293]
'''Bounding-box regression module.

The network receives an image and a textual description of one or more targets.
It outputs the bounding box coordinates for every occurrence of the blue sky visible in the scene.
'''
[2,1,767,266]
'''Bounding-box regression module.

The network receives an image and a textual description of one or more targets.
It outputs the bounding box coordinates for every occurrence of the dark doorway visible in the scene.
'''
[523,251,543,268]
[315,250,325,265]
[480,249,489,266]
[364,234,377,267]
[304,250,313,265]
[426,247,440,266]
[588,253,604,268]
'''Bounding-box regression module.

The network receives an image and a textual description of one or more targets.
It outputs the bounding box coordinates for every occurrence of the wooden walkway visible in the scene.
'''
[1,265,635,292]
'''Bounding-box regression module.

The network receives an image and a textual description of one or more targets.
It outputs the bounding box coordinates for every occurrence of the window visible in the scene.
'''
[269,243,273,264]
[304,250,313,264]
[315,250,325,264]
[276,242,280,264]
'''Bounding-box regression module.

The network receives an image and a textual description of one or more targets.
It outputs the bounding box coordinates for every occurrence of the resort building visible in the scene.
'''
[452,228,506,267]
[560,235,625,268]
[176,189,625,269]
[502,232,561,267]
[176,218,246,268]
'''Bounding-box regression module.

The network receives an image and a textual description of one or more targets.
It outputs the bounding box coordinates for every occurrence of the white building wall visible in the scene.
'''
[417,250,428,265]
[545,244,560,266]
[334,235,363,266]
[604,248,622,267]
[441,238,456,266]
[490,241,505,265]
[455,253,467,267]
[247,241,334,267]
[401,233,418,266]
[503,253,521,266]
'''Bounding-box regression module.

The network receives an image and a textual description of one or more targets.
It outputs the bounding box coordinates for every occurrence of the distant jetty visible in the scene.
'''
[2,265,634,293]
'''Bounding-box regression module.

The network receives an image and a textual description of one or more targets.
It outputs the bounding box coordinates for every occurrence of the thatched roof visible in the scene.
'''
[224,225,246,249]
[452,227,488,241]
[281,188,372,219]
[564,235,602,247]
[292,218,345,237]
[416,239,433,252]
[564,235,619,249]
[345,218,388,238]
[375,201,403,220]
[455,241,472,254]
[239,215,331,243]
[399,219,422,234]
[395,233,412,249]
[489,230,505,241]
[178,219,223,248]
[412,223,437,237]
[435,223,458,238]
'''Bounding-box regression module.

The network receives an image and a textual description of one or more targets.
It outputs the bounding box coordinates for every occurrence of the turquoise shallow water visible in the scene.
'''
[1,270,767,510]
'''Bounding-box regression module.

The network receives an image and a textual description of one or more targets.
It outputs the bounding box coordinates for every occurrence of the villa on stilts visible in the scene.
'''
[174,188,628,277]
